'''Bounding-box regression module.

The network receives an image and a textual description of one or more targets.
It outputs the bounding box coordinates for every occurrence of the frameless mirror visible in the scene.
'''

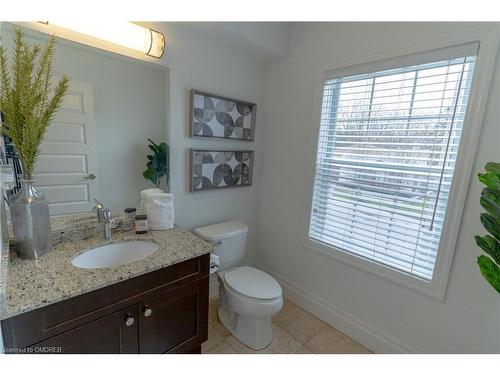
[0,23,169,215]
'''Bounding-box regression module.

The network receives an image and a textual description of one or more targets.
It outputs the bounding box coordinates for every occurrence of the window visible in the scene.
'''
[309,45,478,281]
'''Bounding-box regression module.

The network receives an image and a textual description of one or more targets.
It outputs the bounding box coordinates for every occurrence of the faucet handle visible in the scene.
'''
[102,208,112,221]
[92,199,104,211]
[103,209,116,225]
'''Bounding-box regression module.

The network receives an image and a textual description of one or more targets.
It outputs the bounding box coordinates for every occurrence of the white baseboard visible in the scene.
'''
[259,264,420,354]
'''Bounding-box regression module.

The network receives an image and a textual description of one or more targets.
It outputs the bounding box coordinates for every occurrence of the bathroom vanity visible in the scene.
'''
[0,227,212,354]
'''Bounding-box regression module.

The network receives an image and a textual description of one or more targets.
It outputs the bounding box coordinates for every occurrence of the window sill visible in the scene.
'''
[302,238,446,301]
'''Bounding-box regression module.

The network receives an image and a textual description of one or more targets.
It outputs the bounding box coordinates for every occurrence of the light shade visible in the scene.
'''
[47,21,165,58]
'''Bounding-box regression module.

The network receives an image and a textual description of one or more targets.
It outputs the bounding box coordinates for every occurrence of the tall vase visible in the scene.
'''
[9,177,52,259]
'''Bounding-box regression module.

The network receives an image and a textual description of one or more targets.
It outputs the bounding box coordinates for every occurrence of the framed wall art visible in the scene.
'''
[190,90,257,141]
[190,149,254,192]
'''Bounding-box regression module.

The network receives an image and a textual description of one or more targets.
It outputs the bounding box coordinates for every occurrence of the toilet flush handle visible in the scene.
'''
[212,240,223,247]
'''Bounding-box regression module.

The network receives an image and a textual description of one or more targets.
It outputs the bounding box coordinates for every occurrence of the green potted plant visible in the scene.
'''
[475,162,500,293]
[143,138,169,189]
[0,26,69,259]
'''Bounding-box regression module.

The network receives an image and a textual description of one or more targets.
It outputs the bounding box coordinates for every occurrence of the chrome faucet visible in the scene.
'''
[92,199,115,241]
[93,199,105,223]
[102,208,115,241]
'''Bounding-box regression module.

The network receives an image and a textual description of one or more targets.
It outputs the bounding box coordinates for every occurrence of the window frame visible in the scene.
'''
[301,28,499,301]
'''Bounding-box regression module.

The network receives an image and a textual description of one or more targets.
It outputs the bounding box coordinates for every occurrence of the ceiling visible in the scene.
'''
[179,22,291,61]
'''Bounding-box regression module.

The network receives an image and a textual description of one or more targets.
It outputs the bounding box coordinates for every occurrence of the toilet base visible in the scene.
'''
[216,267,283,351]
[218,304,273,351]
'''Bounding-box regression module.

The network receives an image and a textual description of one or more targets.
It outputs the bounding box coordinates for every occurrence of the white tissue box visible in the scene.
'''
[145,192,174,230]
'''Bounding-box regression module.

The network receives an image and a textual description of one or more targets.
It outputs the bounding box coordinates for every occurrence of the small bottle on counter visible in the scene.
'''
[123,208,136,231]
[135,214,148,234]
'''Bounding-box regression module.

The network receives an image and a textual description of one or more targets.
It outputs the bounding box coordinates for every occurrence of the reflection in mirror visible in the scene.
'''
[0,23,169,215]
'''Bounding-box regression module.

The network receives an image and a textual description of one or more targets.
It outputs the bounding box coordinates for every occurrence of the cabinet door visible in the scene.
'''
[139,276,208,354]
[28,305,139,354]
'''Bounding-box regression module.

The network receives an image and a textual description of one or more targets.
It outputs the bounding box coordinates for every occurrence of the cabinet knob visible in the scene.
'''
[143,306,152,318]
[125,316,135,326]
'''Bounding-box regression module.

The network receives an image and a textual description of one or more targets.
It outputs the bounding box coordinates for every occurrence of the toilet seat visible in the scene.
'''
[224,266,282,300]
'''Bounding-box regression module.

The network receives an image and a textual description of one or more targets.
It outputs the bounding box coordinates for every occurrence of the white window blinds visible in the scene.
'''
[309,48,477,280]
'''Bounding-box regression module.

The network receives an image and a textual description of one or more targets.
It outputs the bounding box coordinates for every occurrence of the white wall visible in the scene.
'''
[143,23,266,266]
[257,22,500,353]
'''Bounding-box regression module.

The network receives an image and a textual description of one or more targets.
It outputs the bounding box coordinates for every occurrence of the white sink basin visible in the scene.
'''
[72,240,159,269]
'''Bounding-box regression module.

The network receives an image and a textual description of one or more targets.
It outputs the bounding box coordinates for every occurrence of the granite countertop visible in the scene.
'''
[0,227,212,320]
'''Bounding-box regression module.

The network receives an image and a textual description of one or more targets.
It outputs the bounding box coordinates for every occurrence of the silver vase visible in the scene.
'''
[10,178,52,259]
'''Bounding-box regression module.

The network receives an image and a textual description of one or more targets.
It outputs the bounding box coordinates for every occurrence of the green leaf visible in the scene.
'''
[480,188,500,217]
[475,235,500,266]
[482,187,500,205]
[147,138,161,153]
[143,139,169,187]
[478,172,500,190]
[152,154,166,170]
[157,142,168,154]
[0,26,69,179]
[485,162,500,175]
[477,255,500,293]
[480,213,500,242]
[143,166,157,185]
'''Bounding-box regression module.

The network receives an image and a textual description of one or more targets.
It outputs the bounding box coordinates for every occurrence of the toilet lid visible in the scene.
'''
[225,266,282,300]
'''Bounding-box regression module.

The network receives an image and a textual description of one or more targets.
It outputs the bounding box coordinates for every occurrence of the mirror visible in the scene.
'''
[0,23,169,215]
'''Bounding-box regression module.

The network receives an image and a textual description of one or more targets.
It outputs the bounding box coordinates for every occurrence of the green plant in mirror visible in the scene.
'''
[143,138,169,188]
[0,26,70,180]
[475,162,500,294]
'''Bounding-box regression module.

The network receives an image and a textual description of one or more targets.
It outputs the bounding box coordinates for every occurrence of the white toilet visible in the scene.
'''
[193,220,283,350]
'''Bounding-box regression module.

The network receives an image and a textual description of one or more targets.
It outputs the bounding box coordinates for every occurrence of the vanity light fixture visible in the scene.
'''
[42,21,165,58]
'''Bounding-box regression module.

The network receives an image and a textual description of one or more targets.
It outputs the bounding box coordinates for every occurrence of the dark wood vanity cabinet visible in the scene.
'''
[28,305,140,354]
[139,277,208,353]
[1,254,209,354]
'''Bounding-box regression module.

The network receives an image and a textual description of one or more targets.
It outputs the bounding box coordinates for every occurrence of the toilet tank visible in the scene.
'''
[193,220,248,271]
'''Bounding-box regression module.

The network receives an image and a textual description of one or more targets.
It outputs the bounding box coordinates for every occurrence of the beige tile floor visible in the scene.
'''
[202,297,373,354]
